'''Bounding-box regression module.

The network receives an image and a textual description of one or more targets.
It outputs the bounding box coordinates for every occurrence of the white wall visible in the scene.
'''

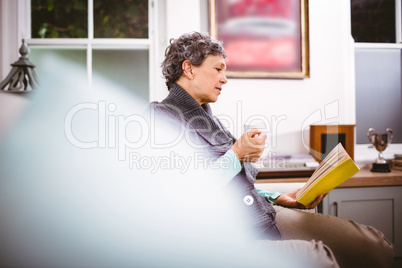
[0,0,27,142]
[0,0,19,79]
[1,0,364,156]
[2,0,399,160]
[159,0,356,155]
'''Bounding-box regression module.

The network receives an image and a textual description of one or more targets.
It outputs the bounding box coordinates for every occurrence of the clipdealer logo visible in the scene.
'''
[63,100,289,167]
[64,101,152,161]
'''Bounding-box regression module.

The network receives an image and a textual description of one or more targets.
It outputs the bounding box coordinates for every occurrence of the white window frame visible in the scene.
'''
[16,0,159,98]
[352,0,402,152]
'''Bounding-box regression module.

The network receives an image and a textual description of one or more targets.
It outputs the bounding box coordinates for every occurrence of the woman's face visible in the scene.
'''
[191,55,227,105]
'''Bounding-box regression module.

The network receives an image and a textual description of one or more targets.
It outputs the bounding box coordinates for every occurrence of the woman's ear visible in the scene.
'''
[182,60,194,79]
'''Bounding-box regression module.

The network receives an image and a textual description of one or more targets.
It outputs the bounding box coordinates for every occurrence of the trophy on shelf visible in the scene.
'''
[367,128,393,172]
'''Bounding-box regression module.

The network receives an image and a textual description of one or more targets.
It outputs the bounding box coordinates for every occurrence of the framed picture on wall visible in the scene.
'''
[209,0,310,79]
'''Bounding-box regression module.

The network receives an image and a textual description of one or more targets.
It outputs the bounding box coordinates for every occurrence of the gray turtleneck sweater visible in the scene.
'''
[149,83,282,240]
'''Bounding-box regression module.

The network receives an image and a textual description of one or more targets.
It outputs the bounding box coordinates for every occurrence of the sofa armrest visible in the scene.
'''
[254,182,317,213]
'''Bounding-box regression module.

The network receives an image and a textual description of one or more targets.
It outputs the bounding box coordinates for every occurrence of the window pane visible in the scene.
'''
[92,50,149,101]
[351,0,395,43]
[94,0,148,38]
[29,49,88,85]
[355,49,402,143]
[31,0,88,38]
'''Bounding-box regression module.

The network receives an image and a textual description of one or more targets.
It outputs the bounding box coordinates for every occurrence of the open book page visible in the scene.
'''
[296,143,351,200]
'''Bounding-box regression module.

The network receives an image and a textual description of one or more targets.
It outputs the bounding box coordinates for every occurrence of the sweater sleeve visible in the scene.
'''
[212,149,242,185]
[256,189,282,204]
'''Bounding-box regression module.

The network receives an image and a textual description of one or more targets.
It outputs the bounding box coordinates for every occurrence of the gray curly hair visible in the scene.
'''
[161,32,227,89]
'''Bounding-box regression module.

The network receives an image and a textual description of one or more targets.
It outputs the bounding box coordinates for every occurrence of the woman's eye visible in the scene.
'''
[216,68,221,72]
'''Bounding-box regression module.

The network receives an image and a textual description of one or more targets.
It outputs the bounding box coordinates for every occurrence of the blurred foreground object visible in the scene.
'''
[0,56,312,267]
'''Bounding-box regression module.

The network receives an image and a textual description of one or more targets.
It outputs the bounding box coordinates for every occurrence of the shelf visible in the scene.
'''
[256,168,402,188]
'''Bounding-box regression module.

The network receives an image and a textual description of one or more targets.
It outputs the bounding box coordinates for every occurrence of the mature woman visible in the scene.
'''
[150,32,393,268]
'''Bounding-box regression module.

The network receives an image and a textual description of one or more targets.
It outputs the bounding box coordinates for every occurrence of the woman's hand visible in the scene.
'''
[274,188,326,210]
[230,128,266,162]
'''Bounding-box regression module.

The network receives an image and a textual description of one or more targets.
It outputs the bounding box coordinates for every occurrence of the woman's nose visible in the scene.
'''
[221,72,227,84]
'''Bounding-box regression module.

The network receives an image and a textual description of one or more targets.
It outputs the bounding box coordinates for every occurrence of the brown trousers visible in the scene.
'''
[261,206,394,268]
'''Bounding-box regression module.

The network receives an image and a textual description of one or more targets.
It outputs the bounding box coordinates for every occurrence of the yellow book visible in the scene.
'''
[296,143,360,206]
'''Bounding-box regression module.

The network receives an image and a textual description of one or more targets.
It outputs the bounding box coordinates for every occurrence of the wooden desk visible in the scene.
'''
[256,168,402,256]
[256,168,402,187]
